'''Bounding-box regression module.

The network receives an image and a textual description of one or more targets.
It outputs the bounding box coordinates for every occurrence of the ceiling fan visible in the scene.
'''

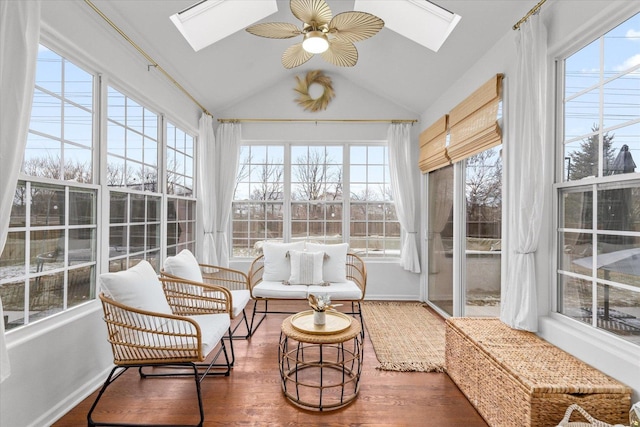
[246,0,384,69]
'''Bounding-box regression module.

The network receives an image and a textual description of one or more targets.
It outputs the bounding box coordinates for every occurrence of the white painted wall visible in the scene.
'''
[419,0,640,401]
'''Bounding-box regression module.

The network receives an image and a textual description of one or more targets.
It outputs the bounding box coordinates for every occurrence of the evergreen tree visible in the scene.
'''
[567,125,615,180]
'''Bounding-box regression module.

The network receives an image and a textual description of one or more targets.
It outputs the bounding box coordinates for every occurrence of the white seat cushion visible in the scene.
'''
[252,280,362,300]
[188,313,230,357]
[164,249,203,282]
[252,281,310,299]
[100,260,172,314]
[308,281,362,300]
[230,289,251,318]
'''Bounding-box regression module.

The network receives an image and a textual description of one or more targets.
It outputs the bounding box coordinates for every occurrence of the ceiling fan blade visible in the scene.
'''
[328,11,384,43]
[282,43,314,69]
[290,0,332,27]
[321,39,358,67]
[246,22,301,39]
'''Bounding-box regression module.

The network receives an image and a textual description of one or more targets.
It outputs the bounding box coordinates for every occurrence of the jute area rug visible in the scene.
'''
[361,301,445,372]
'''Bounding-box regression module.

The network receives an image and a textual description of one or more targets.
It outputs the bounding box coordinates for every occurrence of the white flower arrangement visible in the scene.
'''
[308,294,341,312]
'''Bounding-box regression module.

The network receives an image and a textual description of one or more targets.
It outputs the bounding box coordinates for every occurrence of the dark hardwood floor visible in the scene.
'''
[53,300,488,427]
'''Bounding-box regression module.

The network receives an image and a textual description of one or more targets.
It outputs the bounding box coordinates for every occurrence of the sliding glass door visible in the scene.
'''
[426,147,502,317]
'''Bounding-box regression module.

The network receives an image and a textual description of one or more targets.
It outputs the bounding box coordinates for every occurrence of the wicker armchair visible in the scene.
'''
[88,272,233,427]
[161,252,252,341]
[247,252,367,335]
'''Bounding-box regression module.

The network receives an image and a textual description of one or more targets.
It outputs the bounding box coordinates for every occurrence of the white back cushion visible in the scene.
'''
[100,260,172,314]
[305,243,349,282]
[288,250,324,285]
[262,241,305,281]
[164,249,203,283]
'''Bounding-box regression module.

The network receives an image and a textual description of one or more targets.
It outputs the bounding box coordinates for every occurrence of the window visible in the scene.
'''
[1,46,96,329]
[106,87,161,271]
[166,122,196,256]
[232,143,399,258]
[464,148,502,316]
[24,46,94,183]
[350,145,399,256]
[233,145,284,257]
[557,13,640,344]
[291,145,343,244]
[0,43,201,331]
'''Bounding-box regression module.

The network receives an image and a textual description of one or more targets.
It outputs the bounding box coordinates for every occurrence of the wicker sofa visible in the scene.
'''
[247,242,367,334]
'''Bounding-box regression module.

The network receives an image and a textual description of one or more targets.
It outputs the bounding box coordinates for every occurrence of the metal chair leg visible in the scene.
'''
[88,363,204,427]
[248,299,267,336]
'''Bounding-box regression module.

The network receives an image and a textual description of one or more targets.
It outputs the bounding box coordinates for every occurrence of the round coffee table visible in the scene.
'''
[279,311,363,411]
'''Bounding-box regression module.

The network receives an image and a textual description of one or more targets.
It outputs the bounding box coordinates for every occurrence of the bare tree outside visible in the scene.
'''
[465,148,502,226]
[23,155,92,183]
[251,161,284,201]
[293,149,342,201]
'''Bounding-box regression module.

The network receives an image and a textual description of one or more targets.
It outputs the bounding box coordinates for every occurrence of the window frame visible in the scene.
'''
[1,38,200,333]
[554,11,640,345]
[231,140,401,259]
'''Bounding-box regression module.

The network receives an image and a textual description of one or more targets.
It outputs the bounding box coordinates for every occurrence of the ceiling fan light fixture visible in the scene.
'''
[302,31,329,54]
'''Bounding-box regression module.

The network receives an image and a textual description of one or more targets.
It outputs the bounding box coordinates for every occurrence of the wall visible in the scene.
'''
[0,2,202,426]
[419,0,640,400]
[222,71,424,301]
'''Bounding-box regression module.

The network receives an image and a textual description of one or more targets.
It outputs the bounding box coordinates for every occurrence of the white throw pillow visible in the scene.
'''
[164,249,203,282]
[100,260,172,314]
[288,250,325,285]
[262,241,305,281]
[305,243,349,283]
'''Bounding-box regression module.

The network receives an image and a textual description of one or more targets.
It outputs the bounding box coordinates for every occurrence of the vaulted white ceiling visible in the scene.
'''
[88,0,534,115]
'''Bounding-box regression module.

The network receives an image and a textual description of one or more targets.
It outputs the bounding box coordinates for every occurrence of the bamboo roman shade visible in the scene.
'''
[419,115,450,173]
[447,74,504,163]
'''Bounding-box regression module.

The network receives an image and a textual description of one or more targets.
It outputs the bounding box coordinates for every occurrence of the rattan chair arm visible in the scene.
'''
[198,263,249,292]
[247,254,265,297]
[159,276,232,317]
[99,293,204,364]
[346,252,367,299]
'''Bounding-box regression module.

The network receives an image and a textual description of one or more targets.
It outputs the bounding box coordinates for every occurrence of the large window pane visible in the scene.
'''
[232,146,285,256]
[2,181,97,330]
[465,148,502,317]
[107,87,158,191]
[24,46,93,183]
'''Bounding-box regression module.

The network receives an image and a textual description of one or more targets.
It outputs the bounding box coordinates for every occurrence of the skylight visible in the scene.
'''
[170,0,278,52]
[353,0,461,52]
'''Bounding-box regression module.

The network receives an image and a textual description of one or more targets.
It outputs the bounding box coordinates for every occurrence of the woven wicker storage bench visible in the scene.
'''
[445,318,631,427]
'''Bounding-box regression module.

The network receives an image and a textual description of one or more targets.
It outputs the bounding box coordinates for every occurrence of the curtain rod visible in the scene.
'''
[218,118,418,124]
[83,0,212,117]
[513,0,548,30]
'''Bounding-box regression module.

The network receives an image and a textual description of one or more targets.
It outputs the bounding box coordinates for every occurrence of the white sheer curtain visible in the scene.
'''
[197,114,219,264]
[388,123,421,273]
[214,123,240,267]
[429,166,453,274]
[500,14,548,331]
[0,0,41,383]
